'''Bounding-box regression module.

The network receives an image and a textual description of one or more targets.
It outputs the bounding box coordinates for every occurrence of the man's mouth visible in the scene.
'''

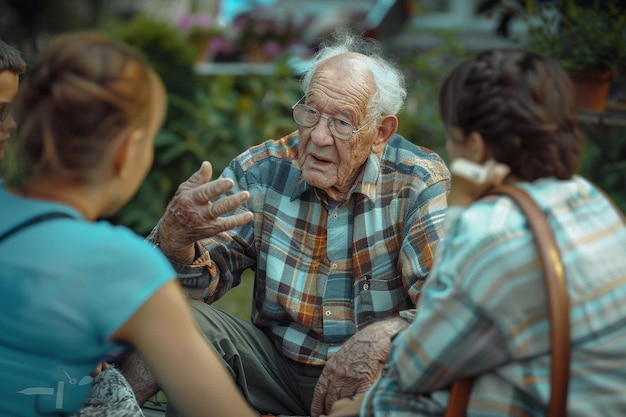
[310,153,332,164]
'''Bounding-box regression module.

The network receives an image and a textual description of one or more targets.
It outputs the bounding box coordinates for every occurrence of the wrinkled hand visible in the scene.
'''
[158,161,253,263]
[311,318,408,417]
[447,158,511,207]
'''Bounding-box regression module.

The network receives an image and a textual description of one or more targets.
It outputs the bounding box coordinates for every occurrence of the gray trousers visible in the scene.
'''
[166,300,323,416]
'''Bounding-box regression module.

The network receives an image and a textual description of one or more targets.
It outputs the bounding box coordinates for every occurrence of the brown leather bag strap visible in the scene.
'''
[445,377,475,417]
[445,184,570,417]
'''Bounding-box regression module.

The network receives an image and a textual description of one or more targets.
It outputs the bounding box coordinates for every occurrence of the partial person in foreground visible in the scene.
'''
[324,49,626,416]
[0,32,256,417]
[0,38,26,162]
[121,29,450,417]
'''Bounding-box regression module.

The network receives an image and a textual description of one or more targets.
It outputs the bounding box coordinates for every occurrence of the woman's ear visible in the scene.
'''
[112,129,143,179]
[466,131,489,163]
[371,115,398,154]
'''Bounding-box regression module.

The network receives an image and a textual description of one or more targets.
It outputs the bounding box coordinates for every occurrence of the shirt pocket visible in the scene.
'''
[353,274,412,327]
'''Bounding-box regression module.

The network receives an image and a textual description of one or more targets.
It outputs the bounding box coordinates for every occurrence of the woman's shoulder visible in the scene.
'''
[452,176,618,244]
[86,221,170,267]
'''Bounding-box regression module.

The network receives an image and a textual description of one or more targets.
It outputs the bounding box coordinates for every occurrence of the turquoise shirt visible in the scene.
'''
[0,184,175,416]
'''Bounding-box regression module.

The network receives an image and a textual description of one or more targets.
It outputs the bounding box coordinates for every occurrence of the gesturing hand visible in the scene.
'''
[158,161,253,263]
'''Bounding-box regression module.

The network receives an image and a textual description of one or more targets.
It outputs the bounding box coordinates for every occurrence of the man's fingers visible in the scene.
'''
[178,161,215,192]
[193,161,214,185]
[310,396,324,417]
[229,210,254,226]
[311,376,330,417]
[210,211,254,232]
[206,191,250,218]
[191,178,239,205]
[325,392,337,417]
[199,160,214,180]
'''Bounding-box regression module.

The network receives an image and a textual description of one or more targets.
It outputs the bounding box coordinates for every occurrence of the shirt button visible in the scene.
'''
[325,310,332,316]
[363,283,369,290]
[331,263,337,269]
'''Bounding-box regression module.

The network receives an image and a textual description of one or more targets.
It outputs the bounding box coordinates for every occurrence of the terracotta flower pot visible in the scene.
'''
[566,68,614,112]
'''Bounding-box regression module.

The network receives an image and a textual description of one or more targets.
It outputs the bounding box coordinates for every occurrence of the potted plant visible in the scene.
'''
[177,11,234,62]
[231,8,312,63]
[520,0,626,111]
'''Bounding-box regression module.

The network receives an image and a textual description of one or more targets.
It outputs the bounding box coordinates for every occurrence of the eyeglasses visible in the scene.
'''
[291,96,376,141]
[0,103,11,123]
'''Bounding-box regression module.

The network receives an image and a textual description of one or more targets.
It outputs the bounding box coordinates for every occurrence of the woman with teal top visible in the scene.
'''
[0,32,256,417]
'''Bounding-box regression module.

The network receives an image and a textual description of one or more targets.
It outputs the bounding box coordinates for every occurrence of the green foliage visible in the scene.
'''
[111,13,199,112]
[395,29,469,161]
[578,126,626,213]
[107,13,301,235]
[108,13,198,234]
[521,1,626,72]
[114,60,301,234]
[154,61,301,184]
[213,270,254,319]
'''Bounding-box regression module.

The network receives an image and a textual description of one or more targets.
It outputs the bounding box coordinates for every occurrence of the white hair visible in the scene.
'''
[299,29,407,117]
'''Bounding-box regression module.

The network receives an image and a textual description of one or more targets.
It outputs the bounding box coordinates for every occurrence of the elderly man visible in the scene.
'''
[123,30,450,417]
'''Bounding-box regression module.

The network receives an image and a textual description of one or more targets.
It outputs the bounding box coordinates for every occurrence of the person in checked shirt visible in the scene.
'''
[326,49,626,417]
[122,29,450,417]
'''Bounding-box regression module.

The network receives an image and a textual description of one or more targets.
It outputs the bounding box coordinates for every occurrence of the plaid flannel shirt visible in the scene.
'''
[167,132,450,365]
[362,177,626,416]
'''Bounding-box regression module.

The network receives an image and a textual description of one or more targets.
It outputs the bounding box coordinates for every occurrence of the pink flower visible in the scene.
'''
[178,13,193,34]
[208,37,235,54]
[262,40,281,57]
[178,12,219,38]
[194,13,212,29]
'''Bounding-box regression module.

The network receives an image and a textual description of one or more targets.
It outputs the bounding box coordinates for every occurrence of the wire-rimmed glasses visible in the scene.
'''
[291,96,376,141]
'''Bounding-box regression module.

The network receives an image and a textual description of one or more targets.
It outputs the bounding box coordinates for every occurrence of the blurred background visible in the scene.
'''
[2,0,625,319]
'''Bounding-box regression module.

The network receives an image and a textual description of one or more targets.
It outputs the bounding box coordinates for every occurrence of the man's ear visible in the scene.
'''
[371,115,398,154]
[112,129,143,178]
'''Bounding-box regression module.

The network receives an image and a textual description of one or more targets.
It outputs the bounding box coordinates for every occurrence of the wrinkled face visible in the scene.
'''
[296,54,380,201]
[0,70,20,160]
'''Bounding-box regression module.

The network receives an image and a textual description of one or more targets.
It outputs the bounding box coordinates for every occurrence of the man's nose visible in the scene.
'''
[310,115,334,144]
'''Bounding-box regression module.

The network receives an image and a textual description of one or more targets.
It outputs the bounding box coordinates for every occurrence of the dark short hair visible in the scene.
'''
[0,39,26,74]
